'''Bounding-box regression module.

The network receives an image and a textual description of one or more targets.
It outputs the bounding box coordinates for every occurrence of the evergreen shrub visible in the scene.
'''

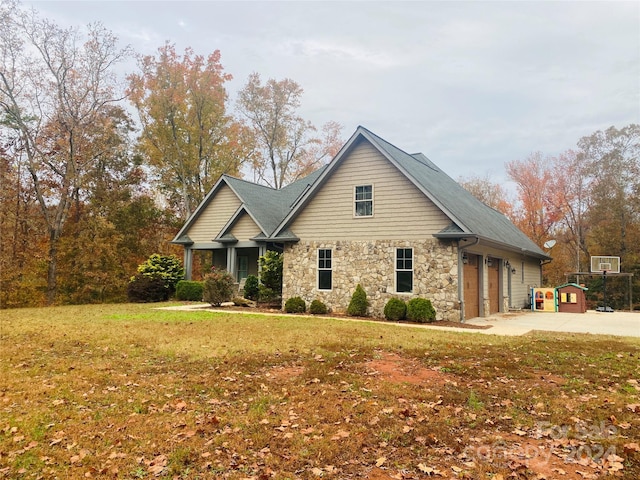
[285,296,306,313]
[309,299,328,315]
[384,298,407,321]
[175,280,203,301]
[127,274,169,303]
[347,284,368,317]
[243,275,259,300]
[137,254,184,294]
[406,297,436,323]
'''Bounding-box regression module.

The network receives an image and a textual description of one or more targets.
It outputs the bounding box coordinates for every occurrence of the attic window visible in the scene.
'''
[354,185,373,217]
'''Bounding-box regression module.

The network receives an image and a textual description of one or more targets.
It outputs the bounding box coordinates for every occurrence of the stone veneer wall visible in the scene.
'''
[282,239,461,321]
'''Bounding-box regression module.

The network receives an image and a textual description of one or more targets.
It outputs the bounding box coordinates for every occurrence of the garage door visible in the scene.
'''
[463,254,480,320]
[488,258,500,314]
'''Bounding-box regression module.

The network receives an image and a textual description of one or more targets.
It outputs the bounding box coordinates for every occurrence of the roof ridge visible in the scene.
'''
[223,174,279,192]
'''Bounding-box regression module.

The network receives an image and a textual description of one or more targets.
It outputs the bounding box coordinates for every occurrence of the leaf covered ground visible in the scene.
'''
[1,304,639,479]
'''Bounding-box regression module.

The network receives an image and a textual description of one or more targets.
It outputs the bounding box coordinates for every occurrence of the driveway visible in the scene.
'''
[465,310,640,337]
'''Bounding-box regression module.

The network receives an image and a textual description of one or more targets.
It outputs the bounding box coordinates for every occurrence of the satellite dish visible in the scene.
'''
[543,240,557,249]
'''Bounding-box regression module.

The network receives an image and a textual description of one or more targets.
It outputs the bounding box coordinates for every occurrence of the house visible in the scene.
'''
[173,126,550,321]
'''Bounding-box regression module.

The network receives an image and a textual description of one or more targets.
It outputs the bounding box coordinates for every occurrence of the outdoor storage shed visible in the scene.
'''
[556,283,588,313]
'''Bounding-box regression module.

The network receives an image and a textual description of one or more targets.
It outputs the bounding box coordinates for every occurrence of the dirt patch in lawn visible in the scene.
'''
[364,351,452,386]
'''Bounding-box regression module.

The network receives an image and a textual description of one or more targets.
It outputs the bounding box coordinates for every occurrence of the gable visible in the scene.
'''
[226,211,262,241]
[289,139,450,240]
[184,184,241,243]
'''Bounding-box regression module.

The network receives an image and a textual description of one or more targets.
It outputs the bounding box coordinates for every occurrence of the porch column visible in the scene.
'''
[183,248,193,280]
[227,247,236,280]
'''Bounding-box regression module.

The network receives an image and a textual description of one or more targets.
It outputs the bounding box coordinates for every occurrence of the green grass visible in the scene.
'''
[1,303,639,479]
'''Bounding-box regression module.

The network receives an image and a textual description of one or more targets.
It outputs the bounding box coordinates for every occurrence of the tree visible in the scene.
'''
[127,44,253,219]
[547,149,591,273]
[506,152,561,248]
[0,1,131,304]
[458,174,514,217]
[579,125,640,261]
[237,73,342,189]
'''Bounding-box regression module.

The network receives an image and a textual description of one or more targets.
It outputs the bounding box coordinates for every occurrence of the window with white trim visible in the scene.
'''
[318,249,332,290]
[354,185,373,217]
[396,247,413,293]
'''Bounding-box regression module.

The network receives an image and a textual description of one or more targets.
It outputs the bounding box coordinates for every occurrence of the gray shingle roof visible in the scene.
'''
[271,126,549,259]
[224,167,327,237]
[172,167,328,243]
[174,126,549,261]
[360,127,548,258]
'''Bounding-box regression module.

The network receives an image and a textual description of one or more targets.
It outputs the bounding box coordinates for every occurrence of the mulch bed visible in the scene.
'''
[199,303,493,330]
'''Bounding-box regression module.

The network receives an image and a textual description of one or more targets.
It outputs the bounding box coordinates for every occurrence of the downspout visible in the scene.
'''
[458,237,480,322]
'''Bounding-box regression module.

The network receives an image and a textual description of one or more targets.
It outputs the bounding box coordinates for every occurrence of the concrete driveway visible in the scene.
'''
[465,310,640,337]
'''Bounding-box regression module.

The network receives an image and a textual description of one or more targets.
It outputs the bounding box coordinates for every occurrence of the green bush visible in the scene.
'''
[202,268,235,306]
[127,273,169,303]
[243,275,259,300]
[406,297,436,323]
[384,298,407,321]
[309,299,328,315]
[285,296,306,313]
[137,254,184,293]
[259,251,283,294]
[258,285,278,303]
[175,280,203,301]
[347,284,368,317]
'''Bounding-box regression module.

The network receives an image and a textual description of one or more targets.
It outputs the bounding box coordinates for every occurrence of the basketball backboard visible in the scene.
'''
[590,256,620,274]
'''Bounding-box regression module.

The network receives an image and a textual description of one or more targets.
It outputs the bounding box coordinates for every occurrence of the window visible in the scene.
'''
[318,249,332,290]
[354,185,373,217]
[396,248,413,293]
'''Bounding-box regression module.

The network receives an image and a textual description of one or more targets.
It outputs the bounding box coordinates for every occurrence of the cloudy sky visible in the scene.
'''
[28,0,640,185]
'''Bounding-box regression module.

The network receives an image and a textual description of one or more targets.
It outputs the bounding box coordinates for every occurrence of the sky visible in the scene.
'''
[28,0,640,186]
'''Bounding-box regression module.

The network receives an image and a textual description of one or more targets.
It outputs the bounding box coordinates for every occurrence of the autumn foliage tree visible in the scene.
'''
[457,174,514,217]
[0,1,132,304]
[127,44,253,219]
[237,73,342,189]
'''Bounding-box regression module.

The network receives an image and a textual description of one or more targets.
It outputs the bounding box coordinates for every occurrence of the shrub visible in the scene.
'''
[259,251,283,294]
[384,298,407,321]
[309,299,328,315]
[175,280,203,301]
[347,284,368,317]
[127,273,169,303]
[258,285,278,304]
[202,267,235,306]
[137,254,184,293]
[243,275,259,300]
[406,297,436,323]
[285,296,306,313]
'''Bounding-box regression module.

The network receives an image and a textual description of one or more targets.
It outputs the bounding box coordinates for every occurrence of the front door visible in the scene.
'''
[237,256,249,281]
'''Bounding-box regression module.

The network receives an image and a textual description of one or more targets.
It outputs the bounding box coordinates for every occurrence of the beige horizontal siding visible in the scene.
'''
[291,140,450,240]
[187,184,241,243]
[229,212,262,241]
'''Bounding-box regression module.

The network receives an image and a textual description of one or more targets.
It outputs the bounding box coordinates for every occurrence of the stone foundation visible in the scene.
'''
[282,239,460,321]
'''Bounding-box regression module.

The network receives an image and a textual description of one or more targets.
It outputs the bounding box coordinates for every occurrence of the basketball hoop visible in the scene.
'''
[591,256,620,312]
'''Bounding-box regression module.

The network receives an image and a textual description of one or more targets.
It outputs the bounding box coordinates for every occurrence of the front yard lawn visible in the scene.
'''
[1,303,638,479]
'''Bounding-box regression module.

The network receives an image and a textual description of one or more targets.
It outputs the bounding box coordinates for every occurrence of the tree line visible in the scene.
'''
[1,1,637,309]
[0,0,341,307]
[460,124,639,310]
